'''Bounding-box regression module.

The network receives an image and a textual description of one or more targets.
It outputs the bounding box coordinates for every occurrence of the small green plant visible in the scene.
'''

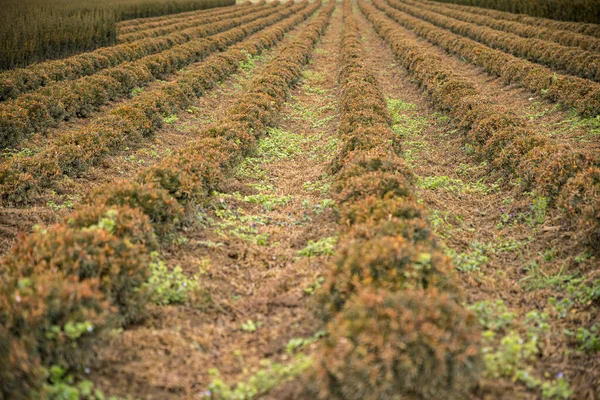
[483,331,572,399]
[241,193,291,211]
[240,51,259,71]
[286,331,326,354]
[241,320,260,332]
[303,84,326,95]
[44,366,119,400]
[297,236,337,258]
[131,87,144,97]
[447,241,491,272]
[205,355,313,399]
[257,127,307,161]
[163,114,178,124]
[468,300,515,331]
[303,180,331,195]
[548,297,574,319]
[566,324,600,352]
[47,198,75,211]
[146,253,198,305]
[530,195,548,225]
[303,276,325,295]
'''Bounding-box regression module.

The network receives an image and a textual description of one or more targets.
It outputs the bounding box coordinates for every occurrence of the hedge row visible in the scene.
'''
[372,0,600,118]
[0,2,334,397]
[0,0,315,205]
[433,1,600,38]
[428,0,600,25]
[118,2,250,35]
[0,2,292,150]
[362,0,600,251]
[386,0,600,83]
[0,2,274,103]
[314,2,481,399]
[407,0,600,52]
[118,2,263,43]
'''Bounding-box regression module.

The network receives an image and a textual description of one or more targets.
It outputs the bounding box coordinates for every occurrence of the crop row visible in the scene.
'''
[0,2,275,103]
[386,0,600,83]
[313,2,481,399]
[118,2,249,34]
[0,2,291,149]
[406,0,600,52]
[0,1,334,397]
[434,1,600,38]
[118,0,238,29]
[0,0,316,205]
[361,0,600,251]
[118,2,264,43]
[371,0,600,118]
[429,0,600,25]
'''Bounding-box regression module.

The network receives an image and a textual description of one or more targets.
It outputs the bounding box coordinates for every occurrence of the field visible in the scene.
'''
[0,0,599,398]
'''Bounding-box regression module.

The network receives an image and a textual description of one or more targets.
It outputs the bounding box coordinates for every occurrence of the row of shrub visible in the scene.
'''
[386,0,600,83]
[118,2,249,35]
[0,2,267,103]
[0,0,235,71]
[428,0,600,25]
[0,2,335,397]
[0,1,313,206]
[408,0,600,52]
[362,0,600,251]
[435,0,600,38]
[374,0,600,118]
[313,2,482,399]
[0,2,286,150]
[118,2,262,43]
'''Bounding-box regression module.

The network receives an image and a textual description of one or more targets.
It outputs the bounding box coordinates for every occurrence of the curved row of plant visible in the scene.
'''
[371,0,600,118]
[118,2,249,35]
[312,2,482,399]
[360,0,600,252]
[406,0,600,52]
[118,2,263,43]
[385,0,600,83]
[434,0,600,38]
[0,2,334,398]
[0,0,316,206]
[0,1,275,103]
[0,2,294,150]
[118,0,237,29]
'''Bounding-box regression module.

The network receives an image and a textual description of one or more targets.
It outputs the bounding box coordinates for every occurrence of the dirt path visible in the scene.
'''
[92,4,342,398]
[355,3,599,399]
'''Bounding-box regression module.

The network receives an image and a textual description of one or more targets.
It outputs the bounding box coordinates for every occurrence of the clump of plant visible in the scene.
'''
[88,181,184,238]
[315,288,482,400]
[3,215,150,326]
[317,235,457,318]
[0,273,110,398]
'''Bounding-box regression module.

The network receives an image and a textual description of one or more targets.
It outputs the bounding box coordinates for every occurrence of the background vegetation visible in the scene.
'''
[432,0,600,24]
[0,0,234,70]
